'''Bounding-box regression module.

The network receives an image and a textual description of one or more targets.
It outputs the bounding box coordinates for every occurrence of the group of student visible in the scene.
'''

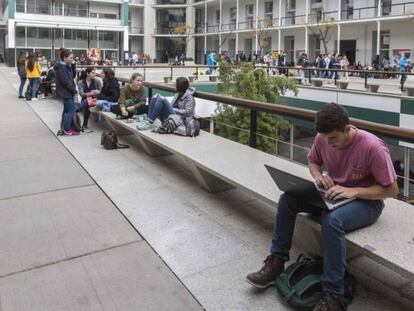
[16,52,55,101]
[54,49,197,136]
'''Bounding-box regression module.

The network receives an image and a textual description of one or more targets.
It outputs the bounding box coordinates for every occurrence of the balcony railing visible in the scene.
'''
[221,22,237,32]
[257,17,279,28]
[154,0,187,4]
[308,11,338,24]
[238,20,255,30]
[207,24,219,33]
[341,2,414,20]
[387,1,414,16]
[129,0,144,4]
[129,26,144,34]
[195,23,205,34]
[280,14,306,26]
[19,6,119,19]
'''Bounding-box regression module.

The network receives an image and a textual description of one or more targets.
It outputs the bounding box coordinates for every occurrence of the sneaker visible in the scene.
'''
[137,113,147,122]
[63,129,80,136]
[31,97,39,101]
[313,292,344,311]
[246,255,284,289]
[136,119,154,131]
[18,95,25,99]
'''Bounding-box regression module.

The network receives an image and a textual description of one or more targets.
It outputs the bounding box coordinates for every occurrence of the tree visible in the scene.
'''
[214,61,298,153]
[308,11,336,54]
[255,18,273,57]
[171,24,195,54]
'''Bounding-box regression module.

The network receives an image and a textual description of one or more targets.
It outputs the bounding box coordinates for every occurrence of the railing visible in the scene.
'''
[308,11,338,23]
[388,1,414,16]
[257,17,279,28]
[221,22,237,32]
[238,20,255,30]
[341,6,377,20]
[280,14,306,26]
[129,0,145,4]
[21,6,120,19]
[195,24,205,34]
[129,26,144,34]
[207,24,220,33]
[154,0,187,4]
[154,27,185,34]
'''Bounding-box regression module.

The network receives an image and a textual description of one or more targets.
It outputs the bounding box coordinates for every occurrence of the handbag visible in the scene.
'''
[100,132,129,150]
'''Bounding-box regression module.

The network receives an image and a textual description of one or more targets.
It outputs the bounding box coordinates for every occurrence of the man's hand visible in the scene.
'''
[121,108,129,117]
[314,174,335,190]
[126,106,135,112]
[325,185,357,200]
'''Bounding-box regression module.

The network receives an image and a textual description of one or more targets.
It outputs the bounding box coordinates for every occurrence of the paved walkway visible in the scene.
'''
[0,66,408,310]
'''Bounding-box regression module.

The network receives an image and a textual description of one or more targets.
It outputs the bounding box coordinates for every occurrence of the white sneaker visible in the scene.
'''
[31,98,39,101]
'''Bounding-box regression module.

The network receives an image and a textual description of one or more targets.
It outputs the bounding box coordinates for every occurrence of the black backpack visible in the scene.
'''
[100,132,129,150]
[57,111,82,136]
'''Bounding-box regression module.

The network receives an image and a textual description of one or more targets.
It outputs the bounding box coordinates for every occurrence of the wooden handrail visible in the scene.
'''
[114,77,414,144]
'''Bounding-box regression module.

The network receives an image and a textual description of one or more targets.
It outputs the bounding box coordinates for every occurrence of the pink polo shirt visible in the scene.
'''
[307,128,396,188]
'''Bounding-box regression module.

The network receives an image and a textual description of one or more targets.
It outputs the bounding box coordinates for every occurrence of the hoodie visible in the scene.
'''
[171,87,196,117]
[54,61,77,99]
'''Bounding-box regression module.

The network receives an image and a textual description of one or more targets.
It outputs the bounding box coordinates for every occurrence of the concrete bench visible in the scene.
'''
[209,75,219,82]
[188,75,197,83]
[163,77,172,83]
[337,81,349,90]
[404,86,414,97]
[367,83,380,93]
[99,111,414,290]
[311,78,324,87]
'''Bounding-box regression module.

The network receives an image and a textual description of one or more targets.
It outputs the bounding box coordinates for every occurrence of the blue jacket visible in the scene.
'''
[207,53,216,66]
[399,57,410,72]
[55,61,77,99]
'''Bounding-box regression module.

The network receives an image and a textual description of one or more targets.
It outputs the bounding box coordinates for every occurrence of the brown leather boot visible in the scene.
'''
[246,255,284,289]
[313,292,344,311]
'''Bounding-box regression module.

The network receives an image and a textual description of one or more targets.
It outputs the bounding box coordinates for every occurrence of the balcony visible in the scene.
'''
[17,6,119,20]
[129,26,144,34]
[221,22,237,32]
[129,0,144,5]
[154,0,187,5]
[238,20,255,30]
[308,11,338,24]
[257,17,279,28]
[341,2,414,20]
[280,14,306,26]
[195,23,205,34]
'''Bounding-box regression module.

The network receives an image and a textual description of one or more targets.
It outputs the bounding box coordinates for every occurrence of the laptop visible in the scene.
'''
[265,165,355,210]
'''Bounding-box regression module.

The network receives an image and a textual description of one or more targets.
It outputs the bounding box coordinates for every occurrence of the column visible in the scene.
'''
[305,0,309,24]
[305,27,308,54]
[255,0,259,54]
[338,0,341,20]
[219,0,222,53]
[236,0,239,54]
[378,0,382,17]
[204,0,207,62]
[186,2,195,60]
[337,24,341,54]
[278,28,281,53]
[376,20,381,63]
[278,0,282,26]
[121,0,129,63]
[143,0,155,61]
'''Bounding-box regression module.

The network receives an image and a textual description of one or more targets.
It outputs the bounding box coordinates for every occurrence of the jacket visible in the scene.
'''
[170,87,197,136]
[97,78,120,102]
[78,78,102,99]
[118,84,147,111]
[25,61,42,78]
[54,61,77,99]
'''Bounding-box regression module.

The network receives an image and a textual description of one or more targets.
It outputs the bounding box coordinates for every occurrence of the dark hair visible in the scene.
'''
[176,77,189,94]
[17,52,26,66]
[315,103,350,133]
[130,72,143,83]
[79,67,95,81]
[102,67,115,81]
[27,52,35,72]
[60,48,72,61]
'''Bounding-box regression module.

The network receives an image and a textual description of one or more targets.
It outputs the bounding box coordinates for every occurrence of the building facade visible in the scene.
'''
[0,0,414,65]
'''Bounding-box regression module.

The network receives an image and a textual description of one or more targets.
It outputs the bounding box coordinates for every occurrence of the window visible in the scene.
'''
[246,4,254,17]
[16,27,26,46]
[264,1,273,19]
[216,10,220,24]
[16,0,25,13]
[286,0,295,11]
[230,7,237,23]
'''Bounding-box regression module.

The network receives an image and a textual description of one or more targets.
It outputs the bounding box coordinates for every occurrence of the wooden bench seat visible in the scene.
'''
[99,111,414,282]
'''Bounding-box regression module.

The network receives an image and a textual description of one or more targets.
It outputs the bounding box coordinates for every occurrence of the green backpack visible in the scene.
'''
[275,255,355,310]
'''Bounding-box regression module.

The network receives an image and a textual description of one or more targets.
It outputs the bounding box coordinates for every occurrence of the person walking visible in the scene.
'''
[25,52,42,100]
[17,52,27,99]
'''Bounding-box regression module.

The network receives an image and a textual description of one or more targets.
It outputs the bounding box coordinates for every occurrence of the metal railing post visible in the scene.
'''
[170,66,173,80]
[249,109,257,148]
[308,69,312,84]
[148,87,153,100]
[401,73,406,91]
[144,67,146,81]
[196,66,199,80]
[334,69,337,85]
[365,71,368,89]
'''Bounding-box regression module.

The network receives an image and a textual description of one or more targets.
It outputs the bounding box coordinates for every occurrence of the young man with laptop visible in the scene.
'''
[246,103,398,310]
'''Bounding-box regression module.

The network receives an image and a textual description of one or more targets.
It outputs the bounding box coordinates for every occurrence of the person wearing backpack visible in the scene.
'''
[55,49,79,136]
[77,68,102,129]
[246,103,398,310]
[137,77,198,136]
[95,67,120,112]
[25,52,42,101]
[110,72,147,119]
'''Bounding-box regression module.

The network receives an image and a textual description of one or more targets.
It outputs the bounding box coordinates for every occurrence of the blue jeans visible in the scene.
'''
[29,78,41,98]
[63,97,76,131]
[96,100,117,112]
[18,72,26,97]
[148,96,175,122]
[77,98,90,127]
[271,193,383,298]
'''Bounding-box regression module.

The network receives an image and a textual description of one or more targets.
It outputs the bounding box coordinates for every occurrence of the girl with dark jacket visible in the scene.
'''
[55,49,78,136]
[77,68,102,129]
[17,52,27,98]
[96,67,120,111]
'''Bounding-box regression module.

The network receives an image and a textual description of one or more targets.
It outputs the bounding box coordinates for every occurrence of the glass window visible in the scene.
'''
[27,0,51,14]
[216,10,220,24]
[265,1,273,18]
[230,7,237,23]
[156,8,186,34]
[16,0,25,13]
[64,29,88,48]
[16,27,26,46]
[246,4,254,17]
[98,31,119,49]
